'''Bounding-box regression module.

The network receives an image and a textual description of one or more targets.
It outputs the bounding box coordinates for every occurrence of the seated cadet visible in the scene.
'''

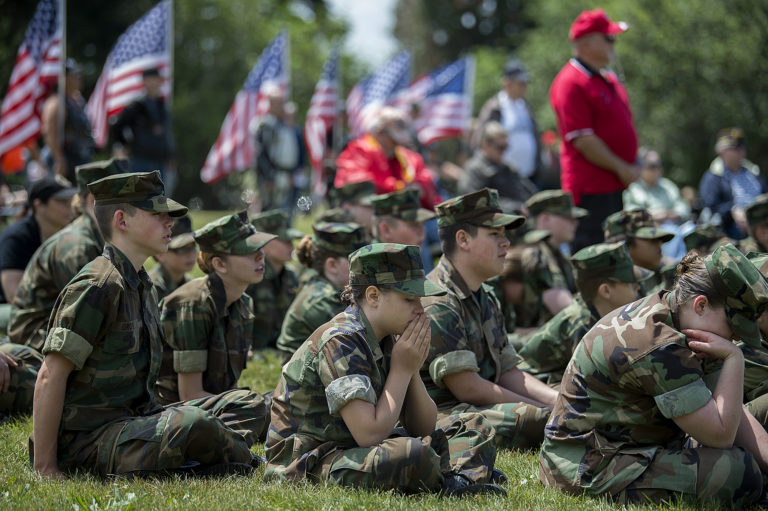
[540,244,768,506]
[155,211,274,440]
[741,252,768,429]
[370,188,434,246]
[737,194,768,254]
[683,224,730,257]
[515,191,586,328]
[330,181,376,236]
[0,338,43,417]
[266,243,505,496]
[32,172,257,479]
[519,242,649,384]
[10,159,126,350]
[603,208,674,294]
[422,188,557,449]
[149,214,197,301]
[246,210,303,350]
[276,222,367,362]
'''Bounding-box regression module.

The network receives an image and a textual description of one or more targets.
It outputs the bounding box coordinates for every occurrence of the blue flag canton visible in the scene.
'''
[24,0,58,62]
[360,51,411,104]
[243,31,287,91]
[427,58,468,96]
[109,0,169,68]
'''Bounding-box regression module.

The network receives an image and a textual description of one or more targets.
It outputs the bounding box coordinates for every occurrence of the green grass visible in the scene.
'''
[0,350,730,510]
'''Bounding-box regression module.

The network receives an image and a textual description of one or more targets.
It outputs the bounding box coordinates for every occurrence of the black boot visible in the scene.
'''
[440,473,507,497]
[489,468,508,485]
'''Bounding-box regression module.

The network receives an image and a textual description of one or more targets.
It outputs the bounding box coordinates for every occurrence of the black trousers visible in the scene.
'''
[570,190,624,253]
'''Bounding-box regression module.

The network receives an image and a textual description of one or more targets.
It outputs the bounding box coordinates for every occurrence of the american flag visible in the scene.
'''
[406,56,475,146]
[346,51,411,137]
[0,0,61,158]
[201,31,289,184]
[86,0,171,148]
[304,50,339,195]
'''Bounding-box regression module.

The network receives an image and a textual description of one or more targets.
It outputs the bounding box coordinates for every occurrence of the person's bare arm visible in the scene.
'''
[41,95,66,176]
[443,370,550,408]
[542,288,573,316]
[734,407,768,473]
[498,367,558,406]
[33,353,74,478]
[177,372,215,402]
[1,269,23,304]
[572,134,640,185]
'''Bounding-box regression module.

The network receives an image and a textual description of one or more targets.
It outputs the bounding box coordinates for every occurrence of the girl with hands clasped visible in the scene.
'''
[264,244,506,496]
[540,244,768,507]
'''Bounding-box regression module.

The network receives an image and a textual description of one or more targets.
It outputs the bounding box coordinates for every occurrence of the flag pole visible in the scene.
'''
[167,0,173,109]
[332,47,343,160]
[57,0,66,170]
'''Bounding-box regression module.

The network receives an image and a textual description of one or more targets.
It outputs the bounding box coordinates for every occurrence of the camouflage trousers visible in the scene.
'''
[0,340,43,414]
[52,389,262,477]
[311,412,497,493]
[615,446,763,507]
[179,388,272,444]
[746,394,768,430]
[439,401,550,450]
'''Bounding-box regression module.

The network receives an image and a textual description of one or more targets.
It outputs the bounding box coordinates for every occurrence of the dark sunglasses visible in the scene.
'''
[603,35,616,43]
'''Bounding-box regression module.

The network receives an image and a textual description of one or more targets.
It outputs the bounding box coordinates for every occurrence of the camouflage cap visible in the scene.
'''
[745,194,768,228]
[168,215,195,250]
[194,211,275,255]
[75,158,128,193]
[683,224,724,252]
[435,188,525,230]
[251,209,304,241]
[747,252,768,276]
[603,209,674,243]
[315,207,354,224]
[524,190,587,218]
[371,188,435,222]
[703,243,768,347]
[349,243,446,297]
[313,222,368,255]
[571,241,651,283]
[88,170,187,217]
[332,181,376,207]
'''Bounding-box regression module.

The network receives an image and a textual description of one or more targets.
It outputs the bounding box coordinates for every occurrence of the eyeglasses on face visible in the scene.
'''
[603,34,616,43]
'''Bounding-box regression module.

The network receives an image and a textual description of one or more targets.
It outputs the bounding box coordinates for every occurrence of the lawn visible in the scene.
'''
[0,211,740,509]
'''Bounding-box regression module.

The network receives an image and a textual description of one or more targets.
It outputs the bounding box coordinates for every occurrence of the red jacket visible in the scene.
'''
[334,135,440,208]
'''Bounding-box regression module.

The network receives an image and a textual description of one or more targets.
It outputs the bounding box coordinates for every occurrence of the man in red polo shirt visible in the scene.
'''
[550,9,640,252]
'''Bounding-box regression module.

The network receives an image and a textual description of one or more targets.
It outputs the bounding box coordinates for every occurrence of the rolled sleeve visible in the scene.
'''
[173,350,208,373]
[325,374,376,416]
[654,378,712,419]
[429,349,479,389]
[42,327,93,370]
[500,344,523,373]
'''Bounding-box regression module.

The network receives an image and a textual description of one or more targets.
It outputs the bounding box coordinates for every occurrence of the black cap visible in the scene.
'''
[142,67,160,78]
[503,59,530,82]
[28,176,77,203]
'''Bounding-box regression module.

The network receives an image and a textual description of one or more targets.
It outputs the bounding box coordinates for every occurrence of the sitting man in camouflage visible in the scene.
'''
[737,194,768,254]
[540,244,768,506]
[247,210,303,350]
[515,190,586,329]
[266,243,505,496]
[32,171,258,479]
[422,188,557,449]
[9,159,126,351]
[603,208,674,294]
[0,338,43,418]
[149,214,197,301]
[519,241,649,384]
[370,188,434,247]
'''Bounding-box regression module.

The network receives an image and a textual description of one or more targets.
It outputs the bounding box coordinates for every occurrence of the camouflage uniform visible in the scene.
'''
[519,242,650,384]
[330,181,376,208]
[266,244,499,492]
[424,189,549,449]
[35,172,255,477]
[514,192,585,328]
[0,338,43,415]
[737,194,768,254]
[246,210,302,349]
[9,159,126,350]
[742,252,768,427]
[149,214,196,301]
[683,224,730,256]
[371,188,435,243]
[276,222,367,360]
[540,244,768,506]
[603,209,674,295]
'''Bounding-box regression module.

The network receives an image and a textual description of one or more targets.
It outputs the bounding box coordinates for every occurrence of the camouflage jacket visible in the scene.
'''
[42,244,163,432]
[155,273,254,404]
[10,213,104,350]
[422,256,522,409]
[148,264,192,302]
[519,294,599,384]
[739,336,768,402]
[276,269,343,356]
[486,276,516,334]
[265,305,395,481]
[540,291,713,496]
[515,240,576,328]
[246,260,299,349]
[737,236,766,255]
[638,268,666,296]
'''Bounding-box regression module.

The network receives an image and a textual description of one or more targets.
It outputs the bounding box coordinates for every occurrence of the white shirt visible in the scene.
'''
[498,91,537,178]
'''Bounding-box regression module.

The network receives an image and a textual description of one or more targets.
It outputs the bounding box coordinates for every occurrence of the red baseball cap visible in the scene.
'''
[569,9,628,41]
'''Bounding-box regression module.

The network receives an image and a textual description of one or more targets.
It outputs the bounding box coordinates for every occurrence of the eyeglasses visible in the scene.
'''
[603,35,616,43]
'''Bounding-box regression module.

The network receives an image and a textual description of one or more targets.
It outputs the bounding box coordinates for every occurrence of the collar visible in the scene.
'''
[352,305,384,363]
[665,290,682,331]
[206,272,229,319]
[103,244,149,290]
[570,57,596,77]
[433,256,474,300]
[575,293,601,322]
[83,213,105,248]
